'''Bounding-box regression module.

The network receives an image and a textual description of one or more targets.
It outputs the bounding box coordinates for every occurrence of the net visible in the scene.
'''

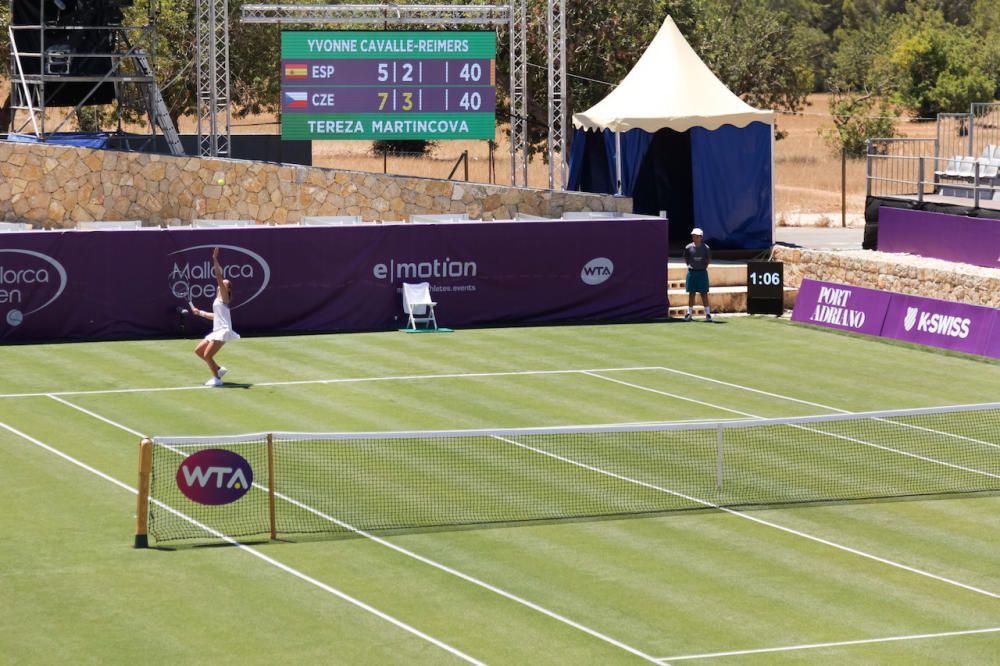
[141,403,1000,545]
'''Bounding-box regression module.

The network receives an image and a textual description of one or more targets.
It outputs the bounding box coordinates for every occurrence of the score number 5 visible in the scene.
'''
[378,91,414,111]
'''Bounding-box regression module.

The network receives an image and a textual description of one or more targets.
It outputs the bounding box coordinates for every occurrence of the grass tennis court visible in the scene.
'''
[2,316,998,664]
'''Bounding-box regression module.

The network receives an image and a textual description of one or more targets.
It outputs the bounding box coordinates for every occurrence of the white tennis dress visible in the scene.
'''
[205,296,240,342]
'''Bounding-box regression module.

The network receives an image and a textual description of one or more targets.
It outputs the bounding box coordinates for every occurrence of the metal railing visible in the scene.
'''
[867,137,1000,205]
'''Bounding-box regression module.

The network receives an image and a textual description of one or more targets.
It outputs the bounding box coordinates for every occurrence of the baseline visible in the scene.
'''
[0,366,663,399]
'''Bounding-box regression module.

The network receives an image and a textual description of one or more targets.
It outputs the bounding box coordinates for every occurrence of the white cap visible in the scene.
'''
[691,228,703,236]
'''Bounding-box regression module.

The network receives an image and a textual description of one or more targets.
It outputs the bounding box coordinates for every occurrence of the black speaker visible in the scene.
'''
[10,1,132,107]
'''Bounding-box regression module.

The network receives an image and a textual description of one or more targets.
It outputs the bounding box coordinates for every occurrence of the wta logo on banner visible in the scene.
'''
[0,249,68,329]
[167,244,271,309]
[176,449,254,505]
[580,257,614,285]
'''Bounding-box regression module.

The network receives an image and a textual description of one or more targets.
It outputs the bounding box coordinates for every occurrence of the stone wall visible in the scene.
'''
[0,140,631,227]
[773,246,1000,309]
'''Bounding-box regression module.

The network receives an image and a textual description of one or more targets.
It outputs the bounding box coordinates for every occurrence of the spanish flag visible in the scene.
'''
[284,63,308,79]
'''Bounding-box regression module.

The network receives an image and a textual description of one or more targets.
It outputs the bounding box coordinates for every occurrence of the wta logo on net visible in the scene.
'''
[167,244,271,309]
[0,249,67,328]
[176,448,254,505]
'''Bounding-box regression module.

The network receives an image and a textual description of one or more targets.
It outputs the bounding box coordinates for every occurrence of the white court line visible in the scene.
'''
[586,371,999,479]
[650,365,1000,451]
[0,366,664,399]
[0,419,485,666]
[582,371,761,419]
[44,396,663,664]
[657,626,1000,661]
[492,433,1000,599]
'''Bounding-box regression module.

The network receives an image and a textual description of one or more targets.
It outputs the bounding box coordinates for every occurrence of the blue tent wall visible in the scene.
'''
[690,122,771,249]
[567,122,772,249]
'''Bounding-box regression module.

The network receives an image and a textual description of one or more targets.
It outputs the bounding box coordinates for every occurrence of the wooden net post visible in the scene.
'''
[267,433,277,541]
[134,438,153,548]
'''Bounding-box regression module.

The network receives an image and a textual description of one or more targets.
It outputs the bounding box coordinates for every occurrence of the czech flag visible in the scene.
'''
[285,91,308,110]
[284,63,308,79]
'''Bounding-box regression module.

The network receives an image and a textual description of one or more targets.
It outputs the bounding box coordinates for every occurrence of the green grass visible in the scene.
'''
[1,317,998,664]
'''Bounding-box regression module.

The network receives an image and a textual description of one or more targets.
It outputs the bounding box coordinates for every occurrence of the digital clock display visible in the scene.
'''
[281,31,496,141]
[747,261,784,315]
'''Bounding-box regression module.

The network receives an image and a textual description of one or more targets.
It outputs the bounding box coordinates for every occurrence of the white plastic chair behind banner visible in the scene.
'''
[402,282,438,331]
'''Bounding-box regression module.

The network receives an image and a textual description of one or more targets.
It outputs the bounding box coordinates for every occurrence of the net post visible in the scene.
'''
[266,433,277,541]
[715,426,724,492]
[134,438,153,548]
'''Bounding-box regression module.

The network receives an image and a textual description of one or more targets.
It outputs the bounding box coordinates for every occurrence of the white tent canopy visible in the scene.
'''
[572,16,773,133]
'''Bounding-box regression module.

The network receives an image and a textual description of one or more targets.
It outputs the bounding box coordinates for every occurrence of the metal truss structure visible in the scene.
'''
[508,0,527,187]
[545,0,564,189]
[196,0,232,157]
[7,1,180,153]
[197,0,566,187]
[242,2,510,24]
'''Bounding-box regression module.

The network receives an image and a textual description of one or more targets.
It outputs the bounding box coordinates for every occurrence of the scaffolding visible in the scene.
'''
[196,0,231,157]
[6,0,181,154]
[234,2,537,187]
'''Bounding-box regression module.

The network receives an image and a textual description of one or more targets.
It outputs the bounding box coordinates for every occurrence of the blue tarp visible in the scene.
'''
[7,132,109,149]
[567,122,772,249]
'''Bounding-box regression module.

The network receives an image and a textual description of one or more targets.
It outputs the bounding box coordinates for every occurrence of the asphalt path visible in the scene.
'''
[774,225,865,250]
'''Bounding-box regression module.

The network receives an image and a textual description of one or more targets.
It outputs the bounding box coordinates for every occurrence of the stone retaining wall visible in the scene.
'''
[773,246,1000,309]
[0,140,631,227]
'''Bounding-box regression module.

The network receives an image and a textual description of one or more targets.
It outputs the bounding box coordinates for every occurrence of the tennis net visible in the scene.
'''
[135,402,1000,546]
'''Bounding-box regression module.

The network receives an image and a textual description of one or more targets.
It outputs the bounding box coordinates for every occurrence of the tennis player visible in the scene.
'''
[683,228,712,322]
[190,247,239,386]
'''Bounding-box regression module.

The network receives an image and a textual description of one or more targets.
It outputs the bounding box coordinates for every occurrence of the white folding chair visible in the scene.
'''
[402,282,438,331]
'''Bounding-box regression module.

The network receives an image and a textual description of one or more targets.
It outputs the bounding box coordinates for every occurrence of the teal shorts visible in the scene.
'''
[685,269,710,294]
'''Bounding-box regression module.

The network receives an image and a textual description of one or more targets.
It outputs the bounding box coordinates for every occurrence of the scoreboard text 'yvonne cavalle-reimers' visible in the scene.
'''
[280,31,497,141]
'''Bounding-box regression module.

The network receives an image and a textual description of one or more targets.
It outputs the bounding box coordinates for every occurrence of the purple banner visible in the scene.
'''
[0,218,668,343]
[792,278,1000,359]
[282,59,494,85]
[879,207,1000,269]
[282,86,495,113]
[882,293,998,357]
[790,279,891,336]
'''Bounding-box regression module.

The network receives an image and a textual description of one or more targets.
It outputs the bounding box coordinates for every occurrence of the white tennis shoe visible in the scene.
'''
[217,367,228,379]
[205,377,223,387]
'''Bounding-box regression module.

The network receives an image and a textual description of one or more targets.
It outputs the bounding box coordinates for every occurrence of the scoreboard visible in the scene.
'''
[281,31,496,141]
[746,261,785,315]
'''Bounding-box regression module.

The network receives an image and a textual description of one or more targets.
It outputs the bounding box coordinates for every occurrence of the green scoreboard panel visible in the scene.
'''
[281,31,496,141]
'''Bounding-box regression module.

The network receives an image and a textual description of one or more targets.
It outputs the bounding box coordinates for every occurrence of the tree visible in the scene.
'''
[887,11,994,117]
[494,0,814,154]
[820,90,899,158]
[691,1,814,130]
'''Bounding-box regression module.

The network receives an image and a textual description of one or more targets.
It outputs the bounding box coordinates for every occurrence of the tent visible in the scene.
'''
[568,16,774,250]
